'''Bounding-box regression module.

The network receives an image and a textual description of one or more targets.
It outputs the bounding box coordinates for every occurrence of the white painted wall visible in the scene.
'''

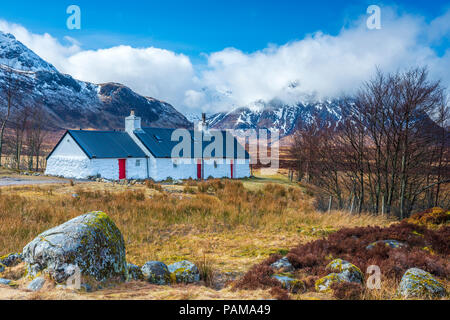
[151,158,197,181]
[45,156,93,179]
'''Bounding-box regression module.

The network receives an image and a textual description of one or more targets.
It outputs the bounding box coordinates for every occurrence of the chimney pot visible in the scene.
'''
[202,113,206,123]
[130,109,135,116]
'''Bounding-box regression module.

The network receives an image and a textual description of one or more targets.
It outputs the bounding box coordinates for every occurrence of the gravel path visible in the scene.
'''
[0,177,70,186]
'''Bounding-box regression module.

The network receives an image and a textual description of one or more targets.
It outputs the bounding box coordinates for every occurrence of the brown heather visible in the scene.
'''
[233,207,449,299]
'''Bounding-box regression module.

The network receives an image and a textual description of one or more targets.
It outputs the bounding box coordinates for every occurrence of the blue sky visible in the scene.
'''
[1,0,449,57]
[0,1,449,113]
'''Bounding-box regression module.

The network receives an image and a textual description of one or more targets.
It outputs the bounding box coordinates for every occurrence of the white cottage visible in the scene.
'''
[45,111,251,181]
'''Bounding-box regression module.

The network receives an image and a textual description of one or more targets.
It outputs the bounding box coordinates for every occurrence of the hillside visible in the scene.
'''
[0,32,191,130]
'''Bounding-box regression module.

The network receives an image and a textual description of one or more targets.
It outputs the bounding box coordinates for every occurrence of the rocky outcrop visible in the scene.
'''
[141,261,171,285]
[397,268,447,299]
[22,211,127,283]
[167,260,200,284]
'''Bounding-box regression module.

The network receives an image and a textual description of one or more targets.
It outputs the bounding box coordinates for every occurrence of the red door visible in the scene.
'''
[119,159,126,180]
[230,159,234,179]
[197,160,202,180]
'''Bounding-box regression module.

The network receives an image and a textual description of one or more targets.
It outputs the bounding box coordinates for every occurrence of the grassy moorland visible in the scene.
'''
[1,169,446,300]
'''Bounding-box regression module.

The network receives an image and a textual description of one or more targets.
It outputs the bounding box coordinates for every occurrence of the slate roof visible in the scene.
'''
[134,127,250,159]
[48,130,148,159]
[48,128,250,160]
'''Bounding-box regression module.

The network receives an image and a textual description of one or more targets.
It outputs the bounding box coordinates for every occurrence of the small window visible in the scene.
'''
[214,160,218,168]
[136,159,141,167]
[173,160,178,168]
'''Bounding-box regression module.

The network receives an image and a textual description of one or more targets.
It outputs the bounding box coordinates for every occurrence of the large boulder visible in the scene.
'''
[141,261,171,285]
[22,211,127,283]
[167,260,200,283]
[397,268,447,299]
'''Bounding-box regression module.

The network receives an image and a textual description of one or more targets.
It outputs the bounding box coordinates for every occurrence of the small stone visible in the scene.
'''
[366,240,406,250]
[127,263,144,281]
[80,283,92,292]
[270,257,294,273]
[141,261,171,285]
[272,274,305,293]
[397,268,447,299]
[326,259,364,284]
[0,278,12,285]
[168,260,200,284]
[0,253,23,267]
[72,193,79,198]
[28,277,46,292]
[0,263,5,273]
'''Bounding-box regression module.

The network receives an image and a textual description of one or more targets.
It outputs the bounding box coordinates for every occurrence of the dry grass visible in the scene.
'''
[0,173,393,300]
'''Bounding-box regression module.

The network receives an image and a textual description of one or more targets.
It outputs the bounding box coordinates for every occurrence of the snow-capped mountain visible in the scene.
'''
[0,32,191,130]
[203,99,344,136]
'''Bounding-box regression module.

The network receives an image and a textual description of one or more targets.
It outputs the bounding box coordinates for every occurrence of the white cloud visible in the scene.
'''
[192,8,450,111]
[1,6,450,115]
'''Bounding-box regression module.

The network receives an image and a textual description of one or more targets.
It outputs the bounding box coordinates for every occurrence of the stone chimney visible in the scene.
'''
[125,109,142,133]
[197,113,208,132]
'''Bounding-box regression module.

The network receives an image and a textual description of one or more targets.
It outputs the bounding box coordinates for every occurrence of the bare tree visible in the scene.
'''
[0,65,20,166]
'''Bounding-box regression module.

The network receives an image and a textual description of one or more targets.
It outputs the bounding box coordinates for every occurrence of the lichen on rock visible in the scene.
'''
[22,211,127,283]
[167,260,200,284]
[0,253,23,267]
[397,268,447,299]
[272,274,305,293]
[316,259,364,293]
[326,259,364,284]
[141,261,171,285]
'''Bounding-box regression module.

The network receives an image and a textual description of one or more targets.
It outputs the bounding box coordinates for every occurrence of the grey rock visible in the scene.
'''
[22,211,127,283]
[270,257,294,272]
[366,239,406,250]
[272,275,305,293]
[397,268,447,299]
[315,259,364,293]
[127,263,144,281]
[28,277,45,291]
[80,283,92,292]
[326,259,364,284]
[0,253,23,267]
[167,260,200,284]
[0,278,11,285]
[141,261,171,285]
